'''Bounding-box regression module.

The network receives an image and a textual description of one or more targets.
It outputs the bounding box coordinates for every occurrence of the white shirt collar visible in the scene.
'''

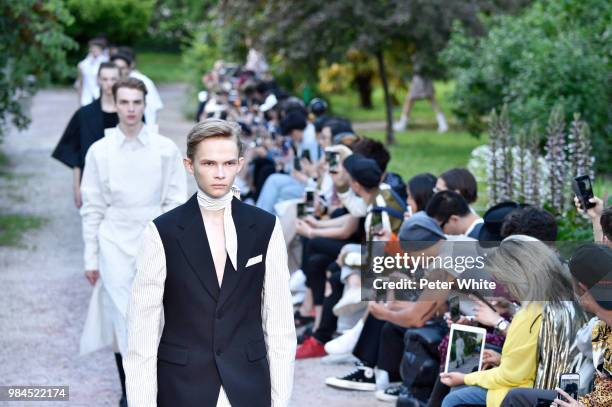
[113,125,149,147]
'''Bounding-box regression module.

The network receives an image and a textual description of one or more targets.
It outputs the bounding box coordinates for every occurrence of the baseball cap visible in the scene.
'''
[342,153,382,189]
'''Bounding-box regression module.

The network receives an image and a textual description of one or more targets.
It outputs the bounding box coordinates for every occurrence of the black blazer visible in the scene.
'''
[52,98,104,169]
[153,194,276,406]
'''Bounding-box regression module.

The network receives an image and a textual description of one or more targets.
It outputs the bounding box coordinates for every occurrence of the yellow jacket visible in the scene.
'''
[464,303,543,407]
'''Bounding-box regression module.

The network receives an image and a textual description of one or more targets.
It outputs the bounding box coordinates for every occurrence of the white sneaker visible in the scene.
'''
[333,287,365,317]
[289,269,306,293]
[292,291,305,305]
[436,112,448,133]
[393,117,408,132]
[325,319,364,355]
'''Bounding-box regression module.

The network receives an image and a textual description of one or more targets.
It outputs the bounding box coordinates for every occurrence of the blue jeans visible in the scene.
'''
[441,385,487,407]
[255,173,305,214]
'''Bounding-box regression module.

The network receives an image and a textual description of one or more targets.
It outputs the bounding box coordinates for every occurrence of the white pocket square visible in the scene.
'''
[245,254,263,268]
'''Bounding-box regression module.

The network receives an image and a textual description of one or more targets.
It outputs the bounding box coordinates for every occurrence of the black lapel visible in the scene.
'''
[217,197,257,309]
[177,194,220,301]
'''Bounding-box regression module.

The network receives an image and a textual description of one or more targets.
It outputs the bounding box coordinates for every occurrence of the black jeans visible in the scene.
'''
[313,265,343,344]
[302,237,347,305]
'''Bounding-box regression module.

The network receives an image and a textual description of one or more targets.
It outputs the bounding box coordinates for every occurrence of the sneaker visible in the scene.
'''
[292,291,305,305]
[376,384,403,402]
[325,319,364,354]
[296,336,327,359]
[333,287,365,317]
[290,269,307,293]
[325,362,377,391]
[393,117,408,132]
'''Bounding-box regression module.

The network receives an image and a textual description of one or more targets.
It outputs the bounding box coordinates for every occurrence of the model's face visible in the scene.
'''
[98,68,119,96]
[90,45,103,58]
[184,137,244,198]
[115,88,145,126]
[113,59,130,78]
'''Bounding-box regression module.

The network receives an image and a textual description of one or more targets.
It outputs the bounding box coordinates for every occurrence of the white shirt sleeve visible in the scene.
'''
[337,188,368,217]
[124,222,167,407]
[80,148,107,271]
[262,217,297,406]
[162,146,187,213]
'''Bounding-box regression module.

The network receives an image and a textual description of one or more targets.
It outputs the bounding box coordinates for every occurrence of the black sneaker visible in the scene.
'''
[375,384,403,402]
[324,362,376,391]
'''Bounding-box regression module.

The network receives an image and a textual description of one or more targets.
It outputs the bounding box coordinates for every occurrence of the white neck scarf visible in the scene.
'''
[197,186,241,271]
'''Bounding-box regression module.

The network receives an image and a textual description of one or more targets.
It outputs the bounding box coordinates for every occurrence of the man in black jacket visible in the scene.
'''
[124,118,296,406]
[52,62,120,208]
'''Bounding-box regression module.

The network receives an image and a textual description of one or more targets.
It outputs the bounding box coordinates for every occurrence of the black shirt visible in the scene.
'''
[103,111,119,129]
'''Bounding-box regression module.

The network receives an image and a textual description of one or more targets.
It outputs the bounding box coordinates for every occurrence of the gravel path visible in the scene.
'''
[0,85,383,406]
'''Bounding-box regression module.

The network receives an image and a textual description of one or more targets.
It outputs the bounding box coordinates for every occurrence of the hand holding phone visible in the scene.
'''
[557,373,580,402]
[572,175,596,211]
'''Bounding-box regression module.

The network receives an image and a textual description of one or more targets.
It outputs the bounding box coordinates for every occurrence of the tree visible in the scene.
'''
[220,0,528,145]
[0,0,76,141]
[442,0,612,172]
[65,0,156,45]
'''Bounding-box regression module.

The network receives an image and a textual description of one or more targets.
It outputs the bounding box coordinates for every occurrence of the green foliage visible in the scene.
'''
[442,0,612,171]
[181,13,245,106]
[145,0,215,46]
[136,52,186,83]
[65,0,155,45]
[0,0,76,141]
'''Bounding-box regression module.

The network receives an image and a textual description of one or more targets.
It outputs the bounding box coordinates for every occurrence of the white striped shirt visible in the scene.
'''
[124,217,296,406]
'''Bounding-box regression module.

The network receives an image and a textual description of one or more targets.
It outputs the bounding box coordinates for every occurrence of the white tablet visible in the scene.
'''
[444,324,487,374]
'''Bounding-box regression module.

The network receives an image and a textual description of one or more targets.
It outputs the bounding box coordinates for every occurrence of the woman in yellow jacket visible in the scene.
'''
[439,236,576,407]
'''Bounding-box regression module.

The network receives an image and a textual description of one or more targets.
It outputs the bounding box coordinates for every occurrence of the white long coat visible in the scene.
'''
[79,126,186,356]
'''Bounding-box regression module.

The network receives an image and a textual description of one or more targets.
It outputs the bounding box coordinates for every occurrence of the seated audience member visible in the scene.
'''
[296,154,404,359]
[320,173,438,360]
[435,168,478,206]
[406,173,438,217]
[501,243,612,407]
[325,213,448,394]
[255,111,321,214]
[478,202,524,242]
[293,146,361,333]
[426,191,484,238]
[439,237,579,407]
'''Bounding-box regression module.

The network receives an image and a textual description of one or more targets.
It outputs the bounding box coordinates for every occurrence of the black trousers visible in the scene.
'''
[352,315,404,382]
[313,265,343,344]
[302,237,347,305]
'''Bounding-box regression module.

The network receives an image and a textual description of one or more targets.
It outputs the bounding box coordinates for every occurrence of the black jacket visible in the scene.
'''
[52,98,104,169]
[153,194,276,406]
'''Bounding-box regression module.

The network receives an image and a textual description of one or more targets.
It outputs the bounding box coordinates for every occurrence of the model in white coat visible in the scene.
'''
[79,77,186,407]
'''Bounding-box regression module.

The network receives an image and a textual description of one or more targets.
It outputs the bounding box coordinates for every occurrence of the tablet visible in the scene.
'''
[444,324,487,374]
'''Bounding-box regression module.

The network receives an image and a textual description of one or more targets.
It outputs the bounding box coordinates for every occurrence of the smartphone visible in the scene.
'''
[301,150,311,162]
[572,175,595,210]
[449,296,461,322]
[293,156,302,172]
[558,373,580,402]
[304,189,315,213]
[370,210,384,237]
[297,202,306,218]
[326,151,339,170]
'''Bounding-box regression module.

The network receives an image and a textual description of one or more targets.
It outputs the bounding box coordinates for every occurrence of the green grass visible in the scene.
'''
[136,51,187,84]
[328,81,456,125]
[0,215,46,246]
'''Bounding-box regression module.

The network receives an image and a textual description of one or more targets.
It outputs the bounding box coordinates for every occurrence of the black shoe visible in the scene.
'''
[375,384,404,402]
[324,362,376,391]
[396,390,427,407]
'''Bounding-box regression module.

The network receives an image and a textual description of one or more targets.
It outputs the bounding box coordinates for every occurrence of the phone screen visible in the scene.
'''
[297,203,306,218]
[326,152,339,170]
[559,374,580,401]
[293,156,302,172]
[572,175,595,209]
[370,210,383,236]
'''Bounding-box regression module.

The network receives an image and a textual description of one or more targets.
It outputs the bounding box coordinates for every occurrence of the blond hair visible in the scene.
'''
[186,118,243,160]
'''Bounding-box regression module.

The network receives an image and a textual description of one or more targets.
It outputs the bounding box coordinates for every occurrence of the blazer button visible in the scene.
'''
[216,311,223,320]
[216,349,222,356]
